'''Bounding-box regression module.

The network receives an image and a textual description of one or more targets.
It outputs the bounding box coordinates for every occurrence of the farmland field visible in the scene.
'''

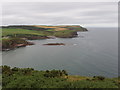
[2,25,85,38]
[2,28,46,36]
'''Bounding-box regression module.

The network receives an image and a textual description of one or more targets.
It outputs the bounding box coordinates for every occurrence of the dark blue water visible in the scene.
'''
[2,28,118,77]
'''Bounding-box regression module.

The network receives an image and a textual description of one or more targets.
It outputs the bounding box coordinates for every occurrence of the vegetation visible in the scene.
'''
[1,65,119,88]
[2,25,87,39]
[2,28,78,39]
[1,25,87,50]
[2,28,49,39]
[54,30,78,38]
[2,28,43,36]
[2,38,34,50]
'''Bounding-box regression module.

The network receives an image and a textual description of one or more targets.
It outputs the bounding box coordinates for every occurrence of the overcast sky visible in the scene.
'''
[2,2,118,27]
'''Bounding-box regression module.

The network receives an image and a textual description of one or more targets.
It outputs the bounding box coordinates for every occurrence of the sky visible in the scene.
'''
[1,1,118,27]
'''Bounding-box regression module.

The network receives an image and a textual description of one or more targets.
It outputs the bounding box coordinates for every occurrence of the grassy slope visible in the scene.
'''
[2,28,46,36]
[2,28,78,39]
[2,25,87,38]
[54,30,77,38]
[1,66,119,88]
[2,28,75,37]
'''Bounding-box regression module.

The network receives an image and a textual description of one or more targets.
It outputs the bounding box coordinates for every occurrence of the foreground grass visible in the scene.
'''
[1,65,119,88]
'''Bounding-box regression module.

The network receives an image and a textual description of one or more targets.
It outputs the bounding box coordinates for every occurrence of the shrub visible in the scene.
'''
[44,70,68,78]
[93,76,105,81]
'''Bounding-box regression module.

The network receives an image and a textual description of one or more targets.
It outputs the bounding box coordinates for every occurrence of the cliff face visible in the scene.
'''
[71,31,78,37]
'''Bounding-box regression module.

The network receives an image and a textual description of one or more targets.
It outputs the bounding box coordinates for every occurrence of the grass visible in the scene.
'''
[2,28,78,38]
[66,75,91,82]
[54,30,77,38]
[1,66,119,88]
[2,25,87,37]
[2,28,46,36]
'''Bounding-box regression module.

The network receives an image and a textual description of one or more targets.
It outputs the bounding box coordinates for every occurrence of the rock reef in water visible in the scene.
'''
[43,43,65,46]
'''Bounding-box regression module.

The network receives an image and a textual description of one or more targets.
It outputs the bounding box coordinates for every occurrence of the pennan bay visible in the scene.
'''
[2,27,118,78]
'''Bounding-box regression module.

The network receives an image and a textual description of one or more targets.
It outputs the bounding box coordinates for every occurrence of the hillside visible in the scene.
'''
[1,66,119,88]
[2,25,87,39]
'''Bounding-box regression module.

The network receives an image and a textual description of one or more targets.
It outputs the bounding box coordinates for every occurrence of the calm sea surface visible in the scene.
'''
[2,28,118,77]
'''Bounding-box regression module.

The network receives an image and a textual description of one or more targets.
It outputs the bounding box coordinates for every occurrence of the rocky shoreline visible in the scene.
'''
[2,38,34,51]
[2,42,34,51]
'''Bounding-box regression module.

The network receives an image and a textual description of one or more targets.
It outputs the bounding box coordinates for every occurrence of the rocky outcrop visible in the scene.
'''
[2,38,34,51]
[2,42,34,51]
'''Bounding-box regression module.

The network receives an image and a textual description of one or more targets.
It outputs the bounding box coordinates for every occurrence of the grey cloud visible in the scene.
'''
[2,2,118,27]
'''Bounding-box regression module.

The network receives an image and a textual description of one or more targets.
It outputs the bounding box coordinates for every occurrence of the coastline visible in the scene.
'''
[2,25,88,51]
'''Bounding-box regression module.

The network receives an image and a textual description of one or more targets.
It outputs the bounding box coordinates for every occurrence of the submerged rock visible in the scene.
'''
[43,43,65,46]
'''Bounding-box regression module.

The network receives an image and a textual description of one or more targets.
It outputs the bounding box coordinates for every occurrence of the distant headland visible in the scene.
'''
[1,25,88,51]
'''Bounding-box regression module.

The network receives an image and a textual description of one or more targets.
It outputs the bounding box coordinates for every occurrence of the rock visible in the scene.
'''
[43,43,65,46]
[27,42,35,45]
[16,44,27,48]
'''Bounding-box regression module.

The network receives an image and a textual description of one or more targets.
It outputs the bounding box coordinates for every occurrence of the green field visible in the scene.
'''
[53,30,77,38]
[2,28,47,36]
[2,27,78,38]
[2,25,87,37]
